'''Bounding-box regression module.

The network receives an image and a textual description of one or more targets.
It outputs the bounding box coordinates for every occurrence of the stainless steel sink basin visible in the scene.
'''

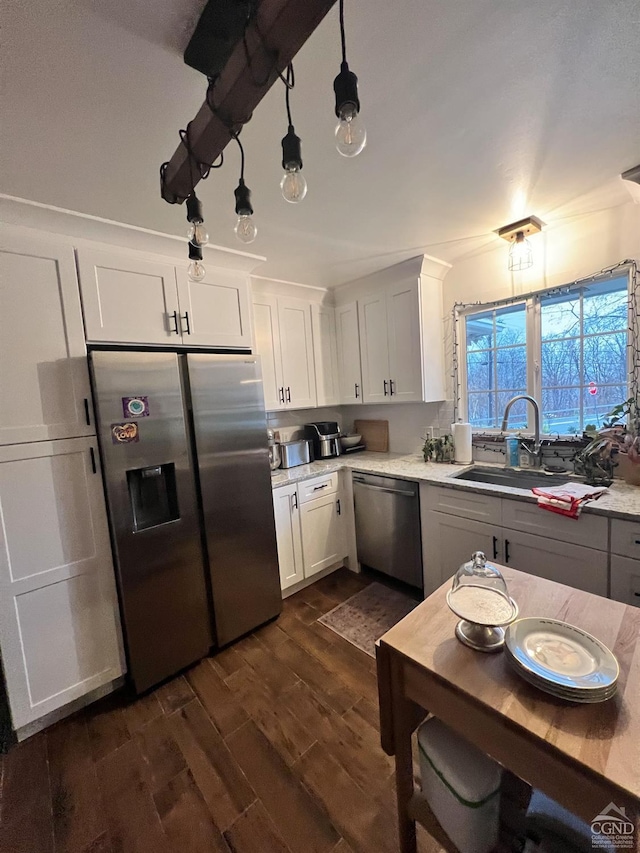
[452,466,576,490]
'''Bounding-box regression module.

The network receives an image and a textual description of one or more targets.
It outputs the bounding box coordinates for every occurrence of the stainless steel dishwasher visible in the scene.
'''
[352,473,422,589]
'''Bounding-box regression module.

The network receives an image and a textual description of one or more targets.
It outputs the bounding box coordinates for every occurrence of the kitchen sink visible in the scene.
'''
[452,466,577,490]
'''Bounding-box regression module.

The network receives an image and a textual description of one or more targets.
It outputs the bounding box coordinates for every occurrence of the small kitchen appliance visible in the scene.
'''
[267,428,281,471]
[279,438,312,469]
[304,421,342,459]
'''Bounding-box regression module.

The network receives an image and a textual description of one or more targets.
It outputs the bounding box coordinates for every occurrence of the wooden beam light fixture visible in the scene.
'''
[160,0,338,206]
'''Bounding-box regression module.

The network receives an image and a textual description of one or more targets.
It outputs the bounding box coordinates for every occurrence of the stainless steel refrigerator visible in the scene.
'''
[90,350,281,693]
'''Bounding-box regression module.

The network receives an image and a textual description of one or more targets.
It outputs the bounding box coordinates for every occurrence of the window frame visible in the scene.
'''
[458,266,634,436]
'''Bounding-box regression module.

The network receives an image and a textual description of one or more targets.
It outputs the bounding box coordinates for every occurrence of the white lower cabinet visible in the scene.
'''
[272,483,304,590]
[610,555,640,607]
[424,511,501,588]
[0,438,125,730]
[273,475,348,592]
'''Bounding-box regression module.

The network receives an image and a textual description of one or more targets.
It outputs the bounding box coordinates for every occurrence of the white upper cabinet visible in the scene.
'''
[278,297,317,409]
[77,247,180,345]
[311,304,340,407]
[251,289,317,411]
[0,230,94,445]
[77,247,253,348]
[386,279,423,402]
[335,302,363,404]
[358,291,391,403]
[0,437,125,729]
[175,266,252,348]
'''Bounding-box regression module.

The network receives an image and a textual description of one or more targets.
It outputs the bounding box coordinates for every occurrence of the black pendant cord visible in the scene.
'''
[234,133,246,181]
[339,0,347,64]
[284,63,295,127]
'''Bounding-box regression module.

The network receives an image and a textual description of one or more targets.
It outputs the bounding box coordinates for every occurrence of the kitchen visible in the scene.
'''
[1,1,640,852]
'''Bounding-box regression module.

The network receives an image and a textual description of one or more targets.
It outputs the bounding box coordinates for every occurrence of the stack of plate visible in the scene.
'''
[504,618,619,703]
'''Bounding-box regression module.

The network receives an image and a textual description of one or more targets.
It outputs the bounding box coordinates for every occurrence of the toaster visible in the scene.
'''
[279,439,312,469]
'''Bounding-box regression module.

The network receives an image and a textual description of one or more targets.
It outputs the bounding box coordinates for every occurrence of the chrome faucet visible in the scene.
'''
[501,394,542,467]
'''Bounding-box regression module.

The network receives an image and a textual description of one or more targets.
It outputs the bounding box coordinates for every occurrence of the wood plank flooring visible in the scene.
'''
[0,569,447,853]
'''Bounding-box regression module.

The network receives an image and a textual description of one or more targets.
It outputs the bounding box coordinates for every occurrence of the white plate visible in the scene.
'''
[505,654,617,703]
[505,618,619,691]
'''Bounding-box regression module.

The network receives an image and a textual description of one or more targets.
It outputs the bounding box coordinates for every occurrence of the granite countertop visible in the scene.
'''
[270,452,640,522]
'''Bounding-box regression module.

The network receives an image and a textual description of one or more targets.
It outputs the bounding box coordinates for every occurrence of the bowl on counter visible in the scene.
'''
[340,434,362,449]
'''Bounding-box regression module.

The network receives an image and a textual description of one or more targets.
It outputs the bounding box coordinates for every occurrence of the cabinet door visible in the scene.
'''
[0,231,94,445]
[252,295,285,410]
[311,304,340,407]
[386,279,423,402]
[176,266,252,348]
[77,247,180,345]
[300,492,347,578]
[0,438,125,729]
[423,510,500,588]
[610,555,640,608]
[278,297,317,409]
[358,292,390,403]
[503,529,607,596]
[335,302,363,404]
[272,485,304,590]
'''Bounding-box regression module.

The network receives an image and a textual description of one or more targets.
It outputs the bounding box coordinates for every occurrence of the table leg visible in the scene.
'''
[391,655,421,853]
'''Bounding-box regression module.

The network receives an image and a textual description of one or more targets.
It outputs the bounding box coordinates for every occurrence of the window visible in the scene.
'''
[462,273,630,434]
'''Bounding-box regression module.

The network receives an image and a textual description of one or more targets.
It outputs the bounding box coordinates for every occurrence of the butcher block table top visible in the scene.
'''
[376,566,640,853]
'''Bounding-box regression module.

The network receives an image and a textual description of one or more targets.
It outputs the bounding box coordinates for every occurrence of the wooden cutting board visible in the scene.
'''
[354,419,389,452]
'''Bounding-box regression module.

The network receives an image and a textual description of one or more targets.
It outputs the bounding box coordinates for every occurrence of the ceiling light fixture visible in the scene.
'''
[333,0,366,158]
[280,63,307,203]
[233,134,257,244]
[187,241,206,282]
[497,215,544,271]
[186,193,210,247]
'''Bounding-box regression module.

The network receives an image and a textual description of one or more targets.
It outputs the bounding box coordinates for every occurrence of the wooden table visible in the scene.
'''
[376,567,640,853]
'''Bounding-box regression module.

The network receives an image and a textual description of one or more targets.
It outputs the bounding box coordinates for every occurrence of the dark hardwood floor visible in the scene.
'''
[0,569,449,853]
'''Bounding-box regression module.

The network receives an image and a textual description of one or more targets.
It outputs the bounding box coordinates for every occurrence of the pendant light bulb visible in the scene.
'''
[235,214,257,244]
[280,125,307,203]
[187,221,209,247]
[333,62,366,157]
[508,231,533,271]
[187,241,206,281]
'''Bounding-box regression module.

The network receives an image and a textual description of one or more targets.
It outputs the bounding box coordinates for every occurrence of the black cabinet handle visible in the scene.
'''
[170,310,179,335]
[355,383,360,399]
[383,380,389,396]
[83,398,91,426]
[278,387,285,404]
[286,387,291,403]
[634,539,640,545]
[505,539,510,563]
[291,492,298,510]
[89,447,97,474]
[492,536,498,560]
[336,499,341,515]
[181,311,191,335]
[389,379,395,396]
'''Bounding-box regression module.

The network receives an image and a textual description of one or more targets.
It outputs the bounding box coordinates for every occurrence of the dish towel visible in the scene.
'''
[531,483,609,519]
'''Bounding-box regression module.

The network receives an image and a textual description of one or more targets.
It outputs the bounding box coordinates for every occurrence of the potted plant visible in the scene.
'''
[576,398,640,486]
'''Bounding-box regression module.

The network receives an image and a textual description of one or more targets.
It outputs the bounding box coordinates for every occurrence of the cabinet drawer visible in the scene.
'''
[423,486,501,525]
[501,498,608,551]
[610,554,640,607]
[299,473,339,503]
[611,519,640,559]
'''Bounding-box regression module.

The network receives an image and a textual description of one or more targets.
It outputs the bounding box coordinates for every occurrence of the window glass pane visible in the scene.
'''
[541,339,580,387]
[583,332,627,386]
[496,345,526,391]
[497,393,528,429]
[583,385,627,429]
[495,304,526,347]
[467,392,494,428]
[466,310,493,350]
[541,292,580,341]
[542,388,581,434]
[583,278,628,335]
[467,351,492,392]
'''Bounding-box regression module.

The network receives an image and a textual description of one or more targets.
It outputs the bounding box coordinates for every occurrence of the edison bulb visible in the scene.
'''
[335,107,366,157]
[281,167,307,203]
[235,214,257,244]
[187,222,209,247]
[508,232,533,271]
[187,260,206,282]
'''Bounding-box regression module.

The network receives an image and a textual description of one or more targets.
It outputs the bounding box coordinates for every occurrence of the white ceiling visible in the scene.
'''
[2,0,639,286]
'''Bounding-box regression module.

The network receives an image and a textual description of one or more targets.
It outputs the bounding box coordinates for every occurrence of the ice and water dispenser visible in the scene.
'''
[126,463,180,532]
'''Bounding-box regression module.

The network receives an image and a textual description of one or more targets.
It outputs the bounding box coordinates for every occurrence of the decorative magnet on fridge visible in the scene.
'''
[122,396,149,418]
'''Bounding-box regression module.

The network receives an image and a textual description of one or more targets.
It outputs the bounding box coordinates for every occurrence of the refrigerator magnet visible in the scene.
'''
[111,422,140,444]
[122,396,149,418]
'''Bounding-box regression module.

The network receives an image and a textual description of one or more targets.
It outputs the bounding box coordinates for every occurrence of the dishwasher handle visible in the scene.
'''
[353,480,416,498]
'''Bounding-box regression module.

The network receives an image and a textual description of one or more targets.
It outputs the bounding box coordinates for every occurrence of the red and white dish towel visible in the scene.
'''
[531,483,609,519]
